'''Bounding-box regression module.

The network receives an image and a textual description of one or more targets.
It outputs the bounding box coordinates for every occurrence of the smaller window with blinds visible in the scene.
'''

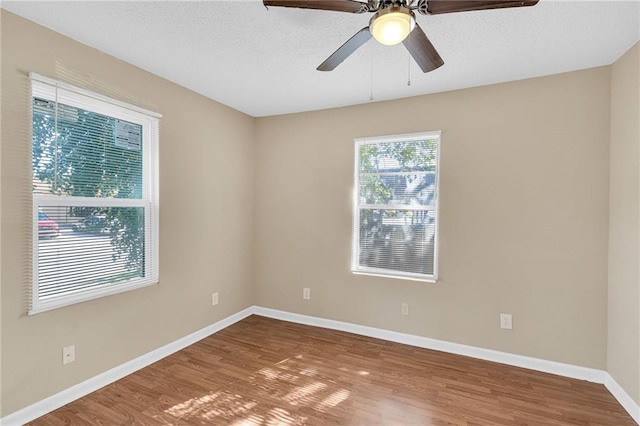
[352,132,441,282]
[30,74,160,314]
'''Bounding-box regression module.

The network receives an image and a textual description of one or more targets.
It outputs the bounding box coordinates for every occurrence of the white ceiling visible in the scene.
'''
[3,1,639,117]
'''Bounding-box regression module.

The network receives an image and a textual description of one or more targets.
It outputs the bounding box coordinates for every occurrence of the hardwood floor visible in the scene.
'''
[29,315,634,425]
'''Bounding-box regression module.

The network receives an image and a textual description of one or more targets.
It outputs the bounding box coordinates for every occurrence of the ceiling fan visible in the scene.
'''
[263,0,539,73]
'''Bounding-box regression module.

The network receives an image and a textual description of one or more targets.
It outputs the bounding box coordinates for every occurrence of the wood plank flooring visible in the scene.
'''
[29,315,634,425]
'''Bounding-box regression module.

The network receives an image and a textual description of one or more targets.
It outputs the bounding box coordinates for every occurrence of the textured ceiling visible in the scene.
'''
[3,0,639,117]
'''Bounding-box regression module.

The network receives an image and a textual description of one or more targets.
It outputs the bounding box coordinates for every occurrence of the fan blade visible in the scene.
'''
[317,27,372,71]
[263,0,369,13]
[426,0,538,15]
[403,24,444,73]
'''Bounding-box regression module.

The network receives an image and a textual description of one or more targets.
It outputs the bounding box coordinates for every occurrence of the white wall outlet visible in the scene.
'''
[500,313,513,330]
[62,345,75,365]
[401,303,409,316]
[303,288,311,300]
[212,292,219,306]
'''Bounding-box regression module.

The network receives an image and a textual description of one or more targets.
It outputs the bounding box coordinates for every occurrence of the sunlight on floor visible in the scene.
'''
[314,389,350,412]
[165,390,258,419]
[164,354,354,424]
[283,382,327,405]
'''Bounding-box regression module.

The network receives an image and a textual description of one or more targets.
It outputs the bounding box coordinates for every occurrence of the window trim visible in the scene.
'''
[29,75,160,315]
[29,73,162,119]
[351,131,441,283]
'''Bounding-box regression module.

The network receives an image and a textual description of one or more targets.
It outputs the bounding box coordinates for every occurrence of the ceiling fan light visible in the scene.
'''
[370,9,415,46]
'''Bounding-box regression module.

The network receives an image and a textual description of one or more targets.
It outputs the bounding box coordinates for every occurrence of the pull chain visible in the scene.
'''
[407,32,412,86]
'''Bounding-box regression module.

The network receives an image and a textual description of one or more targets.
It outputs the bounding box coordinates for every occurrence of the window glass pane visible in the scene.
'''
[358,140,438,173]
[358,209,436,276]
[32,98,143,199]
[37,206,145,299]
[359,172,436,206]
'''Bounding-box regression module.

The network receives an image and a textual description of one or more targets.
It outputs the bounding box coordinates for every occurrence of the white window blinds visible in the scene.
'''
[30,74,160,314]
[352,132,441,282]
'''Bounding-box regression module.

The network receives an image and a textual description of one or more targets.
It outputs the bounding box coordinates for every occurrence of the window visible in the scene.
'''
[352,132,440,282]
[30,73,160,314]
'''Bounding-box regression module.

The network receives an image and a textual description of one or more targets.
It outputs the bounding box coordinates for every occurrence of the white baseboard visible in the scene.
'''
[252,306,638,425]
[0,306,254,426]
[252,307,606,382]
[2,305,638,425]
[604,373,640,424]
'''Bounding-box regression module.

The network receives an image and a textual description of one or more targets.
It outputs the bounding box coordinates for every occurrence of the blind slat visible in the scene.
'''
[36,205,144,298]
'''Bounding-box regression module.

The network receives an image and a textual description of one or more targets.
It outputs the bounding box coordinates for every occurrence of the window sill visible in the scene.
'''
[352,270,437,283]
[28,279,159,315]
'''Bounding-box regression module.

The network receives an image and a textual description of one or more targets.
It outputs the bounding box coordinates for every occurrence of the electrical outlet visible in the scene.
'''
[401,303,409,316]
[212,292,219,306]
[303,288,311,300]
[500,313,513,330]
[62,345,75,365]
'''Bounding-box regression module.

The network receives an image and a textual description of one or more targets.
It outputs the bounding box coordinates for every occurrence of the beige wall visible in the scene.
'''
[608,41,640,404]
[0,8,4,419]
[1,10,255,416]
[255,67,612,370]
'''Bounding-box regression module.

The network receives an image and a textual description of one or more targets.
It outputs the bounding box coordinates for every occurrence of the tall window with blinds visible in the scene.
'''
[30,74,160,314]
[352,132,440,281]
